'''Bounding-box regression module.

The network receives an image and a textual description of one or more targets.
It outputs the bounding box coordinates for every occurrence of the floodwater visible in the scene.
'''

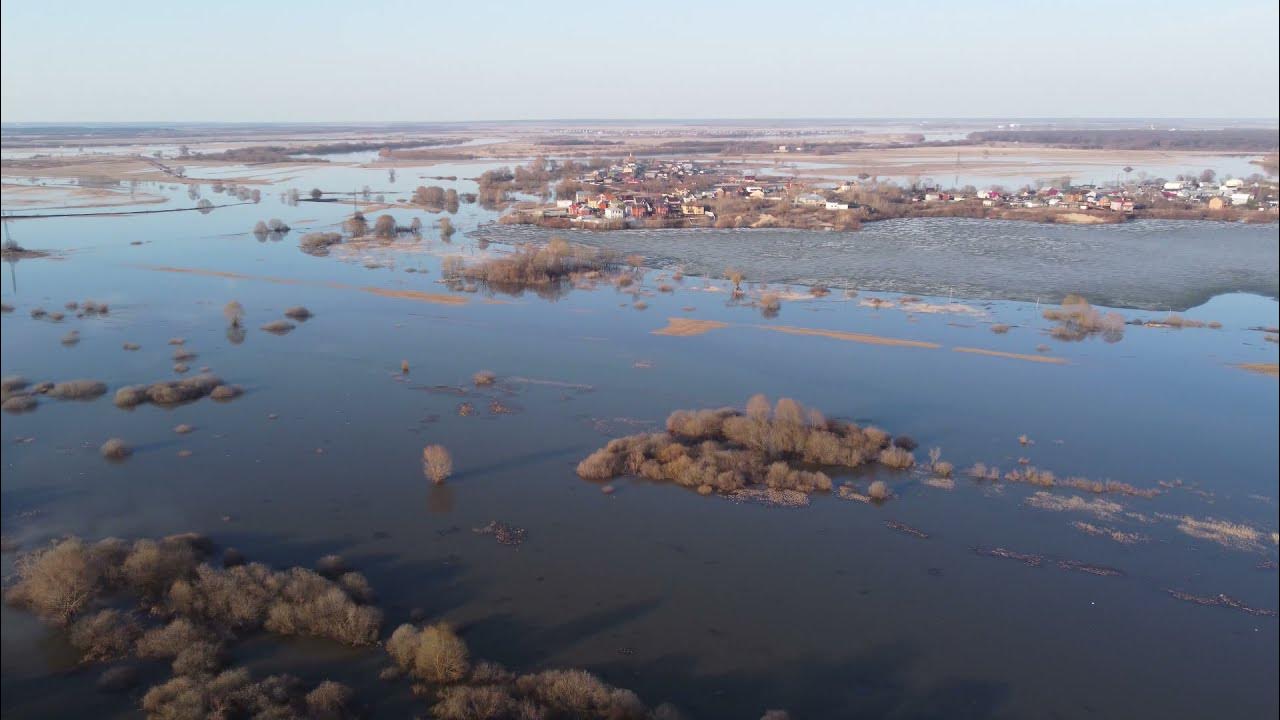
[481,219,1280,311]
[1,160,1278,720]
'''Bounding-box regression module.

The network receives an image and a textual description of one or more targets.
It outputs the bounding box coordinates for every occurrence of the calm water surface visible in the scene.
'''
[2,163,1277,719]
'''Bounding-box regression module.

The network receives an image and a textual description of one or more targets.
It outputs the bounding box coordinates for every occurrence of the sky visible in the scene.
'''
[2,0,1278,123]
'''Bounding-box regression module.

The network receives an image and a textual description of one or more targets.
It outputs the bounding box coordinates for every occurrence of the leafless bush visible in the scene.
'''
[261,319,295,335]
[115,373,224,408]
[373,214,398,238]
[300,232,343,256]
[387,622,470,683]
[47,379,107,400]
[283,306,312,320]
[867,480,890,500]
[101,438,131,460]
[578,396,901,496]
[445,238,616,296]
[1042,295,1125,342]
[423,445,453,484]
[142,667,349,720]
[990,324,1010,334]
[68,608,141,662]
[472,371,496,386]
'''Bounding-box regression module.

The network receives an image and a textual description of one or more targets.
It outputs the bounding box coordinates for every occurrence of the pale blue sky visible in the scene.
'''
[2,0,1277,122]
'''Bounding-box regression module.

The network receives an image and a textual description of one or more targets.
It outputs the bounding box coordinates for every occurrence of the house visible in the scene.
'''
[795,193,826,206]
[825,201,850,210]
[1230,192,1252,206]
[1208,196,1226,210]
[1163,181,1184,191]
[604,205,625,220]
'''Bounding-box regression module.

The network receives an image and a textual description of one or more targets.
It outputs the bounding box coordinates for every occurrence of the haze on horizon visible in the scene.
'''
[2,0,1278,123]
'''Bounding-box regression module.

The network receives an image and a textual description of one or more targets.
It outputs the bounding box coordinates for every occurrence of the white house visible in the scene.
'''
[604,205,625,220]
[825,201,850,210]
[1230,192,1252,206]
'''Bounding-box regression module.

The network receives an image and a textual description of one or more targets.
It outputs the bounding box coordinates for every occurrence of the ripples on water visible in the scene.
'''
[478,218,1280,310]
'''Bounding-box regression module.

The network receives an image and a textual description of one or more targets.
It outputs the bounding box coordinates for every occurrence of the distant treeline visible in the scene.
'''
[535,137,623,146]
[969,128,1279,151]
[200,138,457,163]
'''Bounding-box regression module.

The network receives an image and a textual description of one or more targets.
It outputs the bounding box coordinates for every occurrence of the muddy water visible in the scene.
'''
[1,163,1277,719]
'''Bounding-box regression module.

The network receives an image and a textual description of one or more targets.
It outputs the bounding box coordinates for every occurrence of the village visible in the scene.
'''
[503,156,1279,230]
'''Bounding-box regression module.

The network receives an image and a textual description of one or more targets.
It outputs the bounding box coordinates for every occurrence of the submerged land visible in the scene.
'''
[2,119,1278,720]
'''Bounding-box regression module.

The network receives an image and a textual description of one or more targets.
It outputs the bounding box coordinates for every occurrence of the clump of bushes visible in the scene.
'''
[443,237,617,296]
[1043,295,1125,342]
[47,379,108,400]
[387,622,470,683]
[299,232,344,256]
[283,306,312,320]
[385,624,650,720]
[576,395,907,496]
[142,667,355,720]
[114,373,225,408]
[472,370,496,386]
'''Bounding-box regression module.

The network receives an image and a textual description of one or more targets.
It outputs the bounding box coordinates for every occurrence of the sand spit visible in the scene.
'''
[756,324,941,349]
[360,287,467,306]
[651,318,729,336]
[134,264,467,306]
[1237,362,1278,377]
[953,347,1070,365]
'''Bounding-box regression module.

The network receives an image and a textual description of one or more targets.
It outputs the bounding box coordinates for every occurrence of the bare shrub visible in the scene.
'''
[142,667,346,720]
[68,608,140,662]
[166,563,381,646]
[868,480,890,500]
[387,622,470,683]
[373,214,398,238]
[517,668,647,719]
[1042,295,1125,342]
[447,239,617,297]
[283,306,312,320]
[579,396,902,497]
[759,292,781,317]
[223,301,244,327]
[47,379,108,400]
[472,370,496,386]
[137,618,215,658]
[261,319,295,335]
[990,324,1011,334]
[209,385,243,401]
[101,438,131,460]
[306,680,355,718]
[878,446,914,469]
[5,538,105,624]
[300,232,343,256]
[115,373,223,408]
[423,445,453,484]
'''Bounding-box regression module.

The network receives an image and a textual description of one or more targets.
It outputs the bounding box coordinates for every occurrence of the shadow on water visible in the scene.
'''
[464,596,664,669]
[593,644,1011,719]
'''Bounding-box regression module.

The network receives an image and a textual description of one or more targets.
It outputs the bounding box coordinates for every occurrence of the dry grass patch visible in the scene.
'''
[652,317,729,336]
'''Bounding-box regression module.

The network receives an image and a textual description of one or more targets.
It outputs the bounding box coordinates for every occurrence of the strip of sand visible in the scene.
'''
[953,347,1069,364]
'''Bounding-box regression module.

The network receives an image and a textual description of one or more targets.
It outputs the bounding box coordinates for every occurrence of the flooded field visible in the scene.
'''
[2,160,1278,719]
[483,219,1280,311]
